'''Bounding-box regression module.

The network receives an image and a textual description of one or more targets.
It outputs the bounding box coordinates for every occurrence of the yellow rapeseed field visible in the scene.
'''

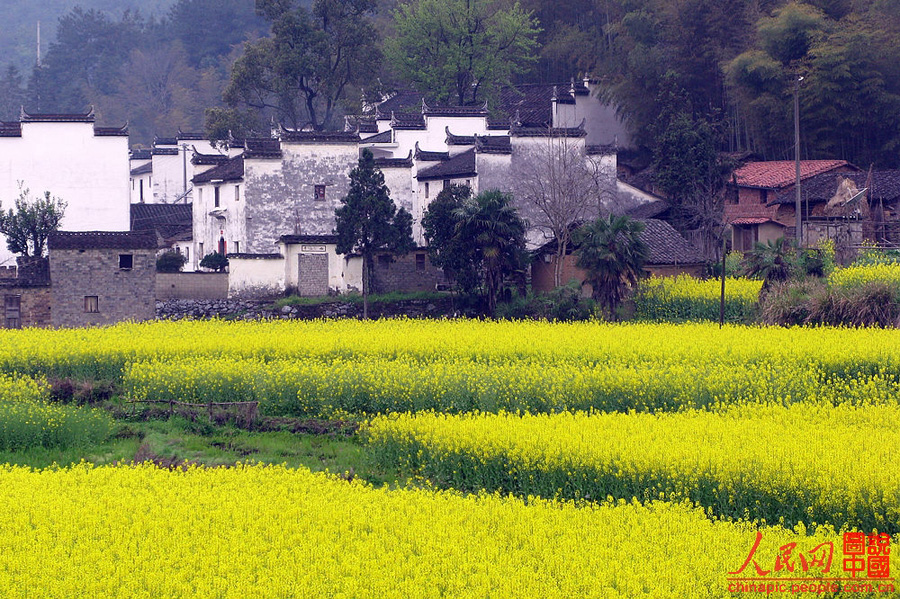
[0,463,889,598]
[365,404,900,532]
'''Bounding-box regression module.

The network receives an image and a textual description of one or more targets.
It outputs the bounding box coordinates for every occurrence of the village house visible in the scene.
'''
[47,231,157,327]
[0,109,131,265]
[725,160,858,251]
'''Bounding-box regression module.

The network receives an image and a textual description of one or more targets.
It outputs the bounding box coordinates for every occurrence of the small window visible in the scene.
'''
[214,186,220,208]
[424,182,430,198]
[84,296,99,313]
[198,188,203,203]
[415,253,426,271]
[235,185,240,202]
[443,179,451,189]
[314,185,326,201]
[233,241,240,254]
[198,243,204,259]
[4,295,21,329]
[139,179,144,203]
[465,179,470,187]
[184,246,190,261]
[119,254,133,270]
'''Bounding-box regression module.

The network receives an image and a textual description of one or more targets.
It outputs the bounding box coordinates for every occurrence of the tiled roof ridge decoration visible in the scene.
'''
[191,149,231,166]
[390,111,426,130]
[360,129,393,144]
[280,234,340,244]
[151,148,180,156]
[734,160,853,189]
[130,162,152,176]
[474,134,512,155]
[586,143,617,155]
[414,141,449,162]
[243,137,283,158]
[94,124,129,136]
[176,129,206,140]
[510,120,587,138]
[422,99,489,117]
[278,127,360,143]
[446,127,476,146]
[20,106,95,122]
[153,135,178,146]
[48,230,159,251]
[130,149,152,160]
[374,150,413,169]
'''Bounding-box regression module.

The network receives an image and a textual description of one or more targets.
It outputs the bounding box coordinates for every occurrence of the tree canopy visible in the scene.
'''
[0,186,66,258]
[385,0,540,106]
[335,149,414,318]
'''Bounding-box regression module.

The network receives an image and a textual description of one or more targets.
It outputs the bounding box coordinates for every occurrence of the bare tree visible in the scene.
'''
[515,133,616,288]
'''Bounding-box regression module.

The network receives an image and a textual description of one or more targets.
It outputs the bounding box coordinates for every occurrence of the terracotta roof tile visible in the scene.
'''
[734,160,852,189]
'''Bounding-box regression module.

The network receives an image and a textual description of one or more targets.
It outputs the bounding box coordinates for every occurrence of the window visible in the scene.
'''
[235,185,240,202]
[443,179,451,189]
[233,241,240,254]
[465,179,470,188]
[214,186,220,207]
[119,254,133,270]
[184,246,189,261]
[198,188,203,203]
[415,253,426,271]
[139,179,144,203]
[424,182,430,198]
[198,243,204,260]
[4,295,20,329]
[84,296,99,313]
[314,185,326,201]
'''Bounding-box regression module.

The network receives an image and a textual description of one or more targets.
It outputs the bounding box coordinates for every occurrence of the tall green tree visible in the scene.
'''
[385,0,540,106]
[453,190,526,316]
[421,185,480,294]
[0,186,66,258]
[219,0,380,132]
[335,149,415,319]
[573,214,648,319]
[0,65,25,122]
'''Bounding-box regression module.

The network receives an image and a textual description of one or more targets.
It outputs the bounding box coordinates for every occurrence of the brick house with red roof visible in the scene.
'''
[725,160,858,251]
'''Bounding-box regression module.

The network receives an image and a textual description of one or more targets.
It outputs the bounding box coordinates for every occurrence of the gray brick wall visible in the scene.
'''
[298,253,328,296]
[50,249,156,327]
[157,273,229,300]
[372,251,447,293]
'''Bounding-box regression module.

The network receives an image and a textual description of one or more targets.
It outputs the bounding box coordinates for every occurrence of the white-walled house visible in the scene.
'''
[0,109,130,265]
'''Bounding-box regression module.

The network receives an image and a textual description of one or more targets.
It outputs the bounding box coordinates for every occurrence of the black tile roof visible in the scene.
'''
[417,149,476,181]
[130,149,152,160]
[423,101,488,117]
[191,152,230,166]
[193,155,244,184]
[770,170,900,205]
[151,148,179,156]
[94,125,128,136]
[391,112,426,130]
[486,117,510,130]
[446,128,475,145]
[375,150,413,169]
[130,162,152,176]
[244,138,282,158]
[475,135,511,154]
[496,84,555,128]
[154,136,178,146]
[415,143,449,162]
[21,108,95,123]
[639,219,704,265]
[361,129,392,144]
[176,131,206,140]
[280,129,359,143]
[0,122,22,137]
[626,200,672,220]
[227,253,284,260]
[511,124,587,138]
[587,144,617,155]
[372,91,424,117]
[131,203,192,230]
[49,231,158,250]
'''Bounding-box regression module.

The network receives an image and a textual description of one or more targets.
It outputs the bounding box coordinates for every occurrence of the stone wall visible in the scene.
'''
[0,286,51,328]
[50,248,156,327]
[157,296,456,320]
[157,272,229,300]
[298,253,329,296]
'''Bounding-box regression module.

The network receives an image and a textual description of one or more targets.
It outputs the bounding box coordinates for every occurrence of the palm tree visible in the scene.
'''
[742,238,794,292]
[454,190,526,315]
[573,215,649,319]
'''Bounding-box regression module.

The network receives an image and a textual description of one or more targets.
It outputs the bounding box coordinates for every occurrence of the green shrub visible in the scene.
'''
[495,282,596,321]
[156,250,187,273]
[200,252,229,272]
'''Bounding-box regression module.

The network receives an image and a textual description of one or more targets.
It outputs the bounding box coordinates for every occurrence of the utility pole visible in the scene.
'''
[794,76,803,247]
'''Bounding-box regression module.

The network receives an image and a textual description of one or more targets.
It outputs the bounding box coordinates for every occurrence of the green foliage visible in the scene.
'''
[758,2,827,65]
[0,65,25,122]
[573,215,649,319]
[0,185,66,257]
[495,282,596,322]
[335,149,414,316]
[156,250,188,273]
[759,278,900,327]
[741,238,795,289]
[421,185,480,295]
[199,252,228,272]
[273,290,447,308]
[221,0,380,131]
[853,243,900,267]
[453,190,527,316]
[725,251,744,277]
[386,0,539,106]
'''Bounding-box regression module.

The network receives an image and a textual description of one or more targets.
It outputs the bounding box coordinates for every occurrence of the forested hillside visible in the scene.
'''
[2,0,898,167]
